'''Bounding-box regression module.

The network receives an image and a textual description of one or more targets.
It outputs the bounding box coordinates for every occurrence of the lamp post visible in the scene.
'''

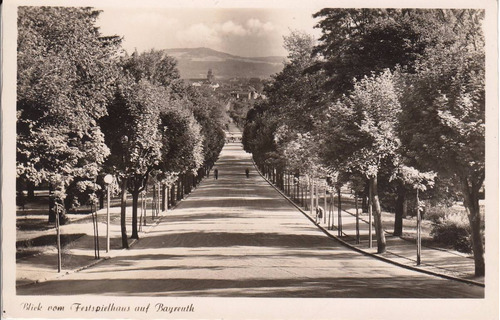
[416,188,422,265]
[104,174,114,253]
[54,202,63,272]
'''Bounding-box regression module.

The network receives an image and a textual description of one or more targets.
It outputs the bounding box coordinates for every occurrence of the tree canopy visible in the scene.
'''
[17,7,120,219]
[17,9,227,243]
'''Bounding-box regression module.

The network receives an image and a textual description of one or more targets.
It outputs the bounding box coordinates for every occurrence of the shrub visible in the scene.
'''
[431,212,471,253]
[424,204,459,223]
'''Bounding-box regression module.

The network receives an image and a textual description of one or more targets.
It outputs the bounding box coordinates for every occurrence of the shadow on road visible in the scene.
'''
[17,276,482,298]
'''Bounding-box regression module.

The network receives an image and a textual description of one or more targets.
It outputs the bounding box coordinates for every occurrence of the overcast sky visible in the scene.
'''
[96,7,323,57]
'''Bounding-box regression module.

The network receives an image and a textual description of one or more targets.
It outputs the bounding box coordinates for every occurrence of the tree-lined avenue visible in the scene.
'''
[18,127,484,298]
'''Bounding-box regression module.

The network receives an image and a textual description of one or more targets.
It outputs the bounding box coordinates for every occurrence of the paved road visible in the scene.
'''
[18,141,484,297]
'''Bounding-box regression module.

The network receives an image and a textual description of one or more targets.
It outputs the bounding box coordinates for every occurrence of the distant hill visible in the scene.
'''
[163,47,285,79]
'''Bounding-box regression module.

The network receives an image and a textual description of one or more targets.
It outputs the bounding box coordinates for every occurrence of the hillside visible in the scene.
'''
[163,47,284,79]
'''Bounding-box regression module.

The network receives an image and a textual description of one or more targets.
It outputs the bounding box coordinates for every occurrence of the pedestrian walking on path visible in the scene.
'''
[315,206,324,225]
[214,168,218,180]
[245,168,250,178]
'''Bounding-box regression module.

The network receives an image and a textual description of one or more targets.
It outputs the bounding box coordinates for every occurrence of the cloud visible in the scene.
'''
[175,18,277,51]
[246,18,275,34]
[176,21,247,48]
[176,23,221,47]
[220,21,247,36]
[218,19,275,37]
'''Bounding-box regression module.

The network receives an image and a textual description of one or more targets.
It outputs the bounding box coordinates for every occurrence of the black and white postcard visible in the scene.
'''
[2,0,498,319]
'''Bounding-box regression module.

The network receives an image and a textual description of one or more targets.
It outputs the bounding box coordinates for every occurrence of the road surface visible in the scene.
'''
[18,138,484,297]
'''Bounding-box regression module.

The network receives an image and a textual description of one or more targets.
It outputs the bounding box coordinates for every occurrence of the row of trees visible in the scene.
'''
[17,7,227,248]
[243,9,485,276]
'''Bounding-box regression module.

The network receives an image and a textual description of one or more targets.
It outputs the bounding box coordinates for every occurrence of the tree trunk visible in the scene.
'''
[162,184,166,212]
[369,181,373,248]
[120,178,129,249]
[152,184,157,218]
[166,186,170,210]
[300,180,304,204]
[393,184,406,236]
[170,184,176,207]
[27,183,35,200]
[310,179,314,216]
[461,177,485,277]
[281,171,284,191]
[131,191,139,239]
[284,172,287,192]
[361,181,370,213]
[403,197,408,219]
[48,185,56,223]
[99,192,105,210]
[323,186,327,224]
[315,181,319,208]
[330,192,334,230]
[370,175,386,253]
[337,187,342,236]
[177,178,181,201]
[355,193,360,244]
[157,183,160,216]
[183,174,186,195]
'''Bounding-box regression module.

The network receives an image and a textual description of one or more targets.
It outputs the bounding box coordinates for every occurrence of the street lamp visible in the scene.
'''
[104,174,114,253]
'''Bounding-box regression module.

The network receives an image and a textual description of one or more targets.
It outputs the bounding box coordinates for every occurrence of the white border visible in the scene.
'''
[2,1,498,319]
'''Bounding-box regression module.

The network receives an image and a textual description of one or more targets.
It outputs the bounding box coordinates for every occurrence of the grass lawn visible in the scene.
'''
[326,193,477,257]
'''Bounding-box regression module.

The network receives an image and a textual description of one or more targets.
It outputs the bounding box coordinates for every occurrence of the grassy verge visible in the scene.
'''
[328,193,478,256]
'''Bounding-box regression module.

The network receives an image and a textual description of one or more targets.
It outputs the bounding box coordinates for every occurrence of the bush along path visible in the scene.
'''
[255,162,484,287]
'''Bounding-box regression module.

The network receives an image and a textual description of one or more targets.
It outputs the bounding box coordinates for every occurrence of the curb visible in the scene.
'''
[16,256,112,288]
[251,160,484,288]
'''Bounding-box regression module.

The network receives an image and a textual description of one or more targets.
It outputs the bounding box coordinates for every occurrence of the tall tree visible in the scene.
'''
[17,6,120,222]
[312,9,427,96]
[182,85,227,169]
[101,78,163,240]
[102,49,207,244]
[157,100,204,176]
[243,30,327,176]
[321,70,401,253]
[124,49,180,87]
[398,9,485,275]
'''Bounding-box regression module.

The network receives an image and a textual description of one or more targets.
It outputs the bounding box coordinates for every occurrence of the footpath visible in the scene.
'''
[257,168,485,287]
[15,202,170,287]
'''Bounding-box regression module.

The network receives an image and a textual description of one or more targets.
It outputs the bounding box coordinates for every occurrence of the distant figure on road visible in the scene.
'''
[316,206,324,224]
[214,168,218,180]
[245,168,249,178]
